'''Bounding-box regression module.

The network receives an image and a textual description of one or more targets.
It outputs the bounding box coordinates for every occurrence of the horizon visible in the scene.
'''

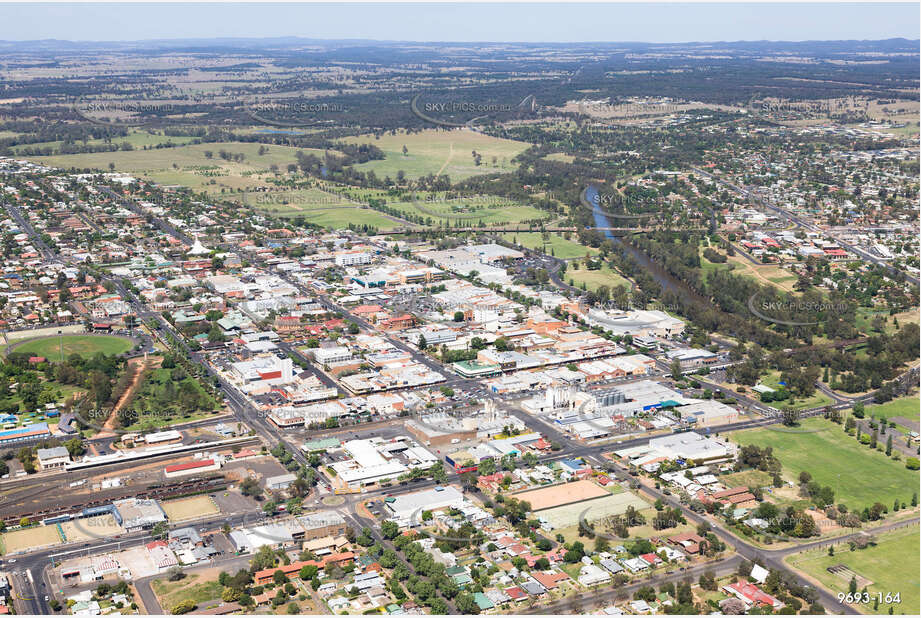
[1,2,918,44]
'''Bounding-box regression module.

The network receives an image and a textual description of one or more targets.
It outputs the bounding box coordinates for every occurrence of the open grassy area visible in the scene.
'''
[121,367,221,431]
[720,469,775,489]
[543,153,576,164]
[757,370,833,411]
[289,207,401,230]
[28,142,330,195]
[730,417,919,511]
[152,573,223,611]
[11,129,197,155]
[785,525,919,615]
[866,397,920,436]
[339,128,529,180]
[566,264,633,292]
[501,232,599,259]
[724,253,798,292]
[699,253,734,278]
[12,335,133,360]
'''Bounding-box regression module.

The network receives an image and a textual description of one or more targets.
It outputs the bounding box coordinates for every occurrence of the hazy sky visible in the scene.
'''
[1,2,918,43]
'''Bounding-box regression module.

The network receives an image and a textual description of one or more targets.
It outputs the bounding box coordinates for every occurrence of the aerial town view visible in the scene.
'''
[0,1,917,616]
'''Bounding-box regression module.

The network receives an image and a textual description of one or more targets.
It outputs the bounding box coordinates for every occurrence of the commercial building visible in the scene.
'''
[36,446,71,470]
[298,512,348,541]
[384,485,466,523]
[113,498,167,532]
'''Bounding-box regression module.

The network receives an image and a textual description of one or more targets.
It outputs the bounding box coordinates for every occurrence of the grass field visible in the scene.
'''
[161,495,220,521]
[725,254,798,292]
[501,232,599,259]
[730,417,919,511]
[388,194,546,225]
[758,370,833,411]
[11,129,197,155]
[152,573,223,611]
[1,525,62,554]
[699,253,734,278]
[28,142,330,196]
[866,397,919,422]
[785,525,919,615]
[12,335,133,360]
[566,264,633,292]
[339,128,529,181]
[543,153,576,164]
[720,469,775,489]
[538,491,649,529]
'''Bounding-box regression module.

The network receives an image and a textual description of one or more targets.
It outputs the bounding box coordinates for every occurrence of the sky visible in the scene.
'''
[0,2,918,43]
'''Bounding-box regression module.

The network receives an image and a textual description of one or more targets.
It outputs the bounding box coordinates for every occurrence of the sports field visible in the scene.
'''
[1,525,62,554]
[785,525,919,615]
[513,479,609,511]
[540,491,649,529]
[161,495,220,521]
[730,417,919,511]
[60,514,125,543]
[340,128,529,180]
[11,335,133,360]
[501,232,599,259]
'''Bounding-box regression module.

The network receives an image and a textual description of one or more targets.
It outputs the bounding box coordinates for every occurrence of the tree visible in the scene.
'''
[670,359,683,380]
[166,566,185,582]
[150,521,169,540]
[381,520,399,540]
[453,311,465,322]
[454,592,481,615]
[782,407,799,427]
[417,334,427,350]
[886,434,892,456]
[170,600,196,615]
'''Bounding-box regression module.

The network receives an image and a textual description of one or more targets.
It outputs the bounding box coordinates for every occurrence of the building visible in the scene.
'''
[384,485,466,524]
[722,580,784,610]
[266,473,297,490]
[164,459,221,478]
[335,251,373,267]
[113,498,167,532]
[36,446,70,470]
[646,432,734,463]
[664,347,720,370]
[298,512,348,541]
